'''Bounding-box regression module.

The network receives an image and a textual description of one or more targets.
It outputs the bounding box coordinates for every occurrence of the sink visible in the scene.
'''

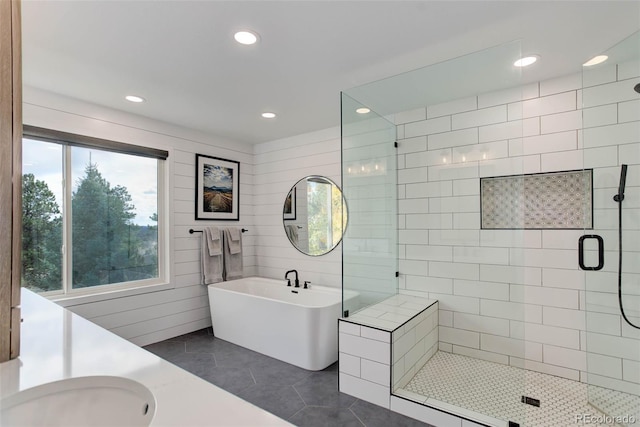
[0,376,156,427]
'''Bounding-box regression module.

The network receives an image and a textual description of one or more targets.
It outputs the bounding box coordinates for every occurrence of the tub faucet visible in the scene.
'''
[285,270,299,288]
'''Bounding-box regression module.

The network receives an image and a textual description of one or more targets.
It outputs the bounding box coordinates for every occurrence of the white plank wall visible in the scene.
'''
[253,127,342,288]
[22,86,256,346]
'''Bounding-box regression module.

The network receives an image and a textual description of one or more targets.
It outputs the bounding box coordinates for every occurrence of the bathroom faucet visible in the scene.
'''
[285,270,299,288]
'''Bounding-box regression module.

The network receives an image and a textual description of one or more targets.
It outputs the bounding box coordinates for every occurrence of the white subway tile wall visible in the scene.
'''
[396,62,640,396]
[339,321,392,408]
[392,303,439,390]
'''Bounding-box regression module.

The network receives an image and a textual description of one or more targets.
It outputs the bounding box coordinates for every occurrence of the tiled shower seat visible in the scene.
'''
[339,295,492,426]
[338,295,439,411]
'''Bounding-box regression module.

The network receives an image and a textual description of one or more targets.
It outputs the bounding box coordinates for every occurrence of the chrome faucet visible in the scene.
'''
[285,270,299,288]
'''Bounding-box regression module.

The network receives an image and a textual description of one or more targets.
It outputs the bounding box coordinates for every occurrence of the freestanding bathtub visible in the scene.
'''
[208,277,357,371]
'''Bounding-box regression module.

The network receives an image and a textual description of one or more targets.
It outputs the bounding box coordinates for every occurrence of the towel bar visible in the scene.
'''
[189,228,248,234]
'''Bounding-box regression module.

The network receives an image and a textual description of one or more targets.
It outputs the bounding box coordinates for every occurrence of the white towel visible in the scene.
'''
[201,228,223,285]
[204,226,222,256]
[223,228,243,281]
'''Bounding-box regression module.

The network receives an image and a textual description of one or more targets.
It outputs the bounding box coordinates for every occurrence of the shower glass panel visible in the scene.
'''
[583,30,640,425]
[341,93,398,317]
[342,40,540,425]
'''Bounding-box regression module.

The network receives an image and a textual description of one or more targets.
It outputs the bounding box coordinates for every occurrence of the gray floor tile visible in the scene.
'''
[145,329,432,427]
[350,400,434,427]
[214,347,273,368]
[165,351,216,377]
[250,357,313,387]
[293,371,356,408]
[199,366,256,395]
[238,383,306,420]
[289,407,364,427]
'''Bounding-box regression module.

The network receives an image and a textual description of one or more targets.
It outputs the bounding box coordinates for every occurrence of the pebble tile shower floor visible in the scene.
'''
[403,352,640,427]
[143,328,432,427]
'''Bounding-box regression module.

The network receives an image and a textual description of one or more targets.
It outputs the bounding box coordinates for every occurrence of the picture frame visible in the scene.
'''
[195,154,240,220]
[283,187,296,220]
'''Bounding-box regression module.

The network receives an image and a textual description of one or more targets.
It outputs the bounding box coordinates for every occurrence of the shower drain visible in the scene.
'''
[521,395,541,407]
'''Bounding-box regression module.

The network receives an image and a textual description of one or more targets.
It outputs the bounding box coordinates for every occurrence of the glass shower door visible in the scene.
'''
[582,30,640,426]
[341,92,398,317]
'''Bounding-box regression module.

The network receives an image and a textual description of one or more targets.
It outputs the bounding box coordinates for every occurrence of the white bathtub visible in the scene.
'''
[208,277,357,371]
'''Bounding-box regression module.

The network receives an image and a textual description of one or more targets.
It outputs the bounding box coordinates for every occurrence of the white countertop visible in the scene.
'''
[0,289,291,426]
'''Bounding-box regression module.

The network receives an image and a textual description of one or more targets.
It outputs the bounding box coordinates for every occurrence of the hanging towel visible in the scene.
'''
[285,224,298,244]
[227,227,242,254]
[223,227,243,280]
[202,227,223,285]
[204,226,222,256]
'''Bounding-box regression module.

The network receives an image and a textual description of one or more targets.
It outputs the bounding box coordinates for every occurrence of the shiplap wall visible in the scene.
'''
[253,127,342,288]
[23,86,256,346]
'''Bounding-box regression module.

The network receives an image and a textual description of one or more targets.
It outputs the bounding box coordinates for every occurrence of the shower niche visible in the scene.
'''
[340,33,640,427]
[480,169,593,230]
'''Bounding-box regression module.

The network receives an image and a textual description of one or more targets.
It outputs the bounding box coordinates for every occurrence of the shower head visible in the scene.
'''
[635,83,640,94]
[614,164,628,203]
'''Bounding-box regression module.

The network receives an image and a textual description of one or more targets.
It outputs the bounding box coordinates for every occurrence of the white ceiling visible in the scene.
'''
[21,1,640,145]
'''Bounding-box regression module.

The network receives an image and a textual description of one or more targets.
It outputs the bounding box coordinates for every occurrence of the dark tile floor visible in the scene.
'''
[144,328,432,427]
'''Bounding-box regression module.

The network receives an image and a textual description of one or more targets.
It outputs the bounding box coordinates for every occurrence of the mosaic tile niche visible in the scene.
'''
[481,169,593,230]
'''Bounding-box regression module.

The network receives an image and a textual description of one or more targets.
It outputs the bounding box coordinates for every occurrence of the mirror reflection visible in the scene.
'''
[282,176,347,256]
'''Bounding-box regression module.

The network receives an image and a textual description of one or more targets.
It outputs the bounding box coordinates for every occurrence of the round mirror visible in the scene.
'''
[282,176,347,256]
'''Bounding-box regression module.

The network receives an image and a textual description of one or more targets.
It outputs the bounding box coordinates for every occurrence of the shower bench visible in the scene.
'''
[338,296,493,426]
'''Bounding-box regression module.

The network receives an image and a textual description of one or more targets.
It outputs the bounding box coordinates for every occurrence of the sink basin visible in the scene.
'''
[0,376,156,427]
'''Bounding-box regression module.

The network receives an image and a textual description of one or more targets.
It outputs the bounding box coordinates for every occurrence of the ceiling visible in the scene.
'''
[21,1,640,145]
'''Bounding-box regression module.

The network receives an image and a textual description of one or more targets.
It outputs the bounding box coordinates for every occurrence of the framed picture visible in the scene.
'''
[283,187,296,220]
[195,154,240,220]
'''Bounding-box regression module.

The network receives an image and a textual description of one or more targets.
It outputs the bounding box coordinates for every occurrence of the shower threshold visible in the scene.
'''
[396,352,639,427]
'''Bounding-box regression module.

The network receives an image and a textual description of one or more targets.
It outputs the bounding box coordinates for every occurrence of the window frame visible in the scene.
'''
[22,126,170,302]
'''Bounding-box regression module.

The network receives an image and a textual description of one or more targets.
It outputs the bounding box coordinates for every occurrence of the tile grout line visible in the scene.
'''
[291,384,308,407]
[348,406,368,427]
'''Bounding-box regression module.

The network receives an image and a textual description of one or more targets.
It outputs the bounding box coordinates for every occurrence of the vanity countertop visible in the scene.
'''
[0,289,291,426]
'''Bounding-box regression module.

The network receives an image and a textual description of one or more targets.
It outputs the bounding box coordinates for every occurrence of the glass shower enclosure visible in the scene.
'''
[340,31,640,426]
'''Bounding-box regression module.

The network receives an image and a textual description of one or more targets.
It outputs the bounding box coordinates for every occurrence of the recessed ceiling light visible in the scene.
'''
[234,31,259,45]
[261,112,276,119]
[583,55,608,67]
[125,95,145,103]
[514,55,539,67]
[356,107,371,114]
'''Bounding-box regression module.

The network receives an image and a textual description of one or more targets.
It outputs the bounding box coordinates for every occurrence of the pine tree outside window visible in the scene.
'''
[21,127,168,296]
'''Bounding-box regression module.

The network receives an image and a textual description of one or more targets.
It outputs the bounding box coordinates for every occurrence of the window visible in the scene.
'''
[307,179,344,254]
[21,126,168,296]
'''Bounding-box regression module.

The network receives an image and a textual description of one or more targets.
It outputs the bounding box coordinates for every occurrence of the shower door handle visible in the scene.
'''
[578,235,604,271]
